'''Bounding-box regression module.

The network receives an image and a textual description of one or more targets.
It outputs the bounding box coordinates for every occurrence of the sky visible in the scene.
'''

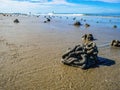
[0,0,120,14]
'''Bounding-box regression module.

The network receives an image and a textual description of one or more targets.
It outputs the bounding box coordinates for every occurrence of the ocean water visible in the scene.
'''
[41,13,120,29]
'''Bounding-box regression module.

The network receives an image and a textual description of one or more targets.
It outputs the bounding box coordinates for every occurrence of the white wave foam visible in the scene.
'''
[39,13,85,16]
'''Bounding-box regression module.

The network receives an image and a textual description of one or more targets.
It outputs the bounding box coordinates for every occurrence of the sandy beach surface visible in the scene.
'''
[0,15,120,90]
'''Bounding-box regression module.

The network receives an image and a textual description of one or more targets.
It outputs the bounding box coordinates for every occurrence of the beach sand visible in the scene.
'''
[0,15,120,90]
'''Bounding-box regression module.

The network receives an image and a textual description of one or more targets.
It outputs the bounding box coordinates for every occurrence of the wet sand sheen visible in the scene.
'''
[0,15,120,90]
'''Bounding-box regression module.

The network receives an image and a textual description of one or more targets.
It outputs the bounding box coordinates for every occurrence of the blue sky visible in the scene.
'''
[0,0,120,14]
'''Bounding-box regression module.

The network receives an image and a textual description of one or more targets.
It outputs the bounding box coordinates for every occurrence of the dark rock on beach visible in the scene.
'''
[14,19,19,23]
[73,17,76,20]
[61,41,98,69]
[44,18,51,23]
[85,23,90,28]
[82,34,94,41]
[47,18,51,22]
[61,34,98,69]
[74,21,82,26]
[44,21,47,23]
[111,40,120,47]
[113,25,117,28]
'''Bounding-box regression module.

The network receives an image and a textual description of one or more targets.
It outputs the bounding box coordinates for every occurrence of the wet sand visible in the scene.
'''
[0,15,120,90]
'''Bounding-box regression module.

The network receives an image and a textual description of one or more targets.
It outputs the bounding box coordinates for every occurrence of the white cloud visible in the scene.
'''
[36,0,76,6]
[0,0,50,13]
[51,0,67,4]
[0,0,119,13]
[90,0,120,3]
